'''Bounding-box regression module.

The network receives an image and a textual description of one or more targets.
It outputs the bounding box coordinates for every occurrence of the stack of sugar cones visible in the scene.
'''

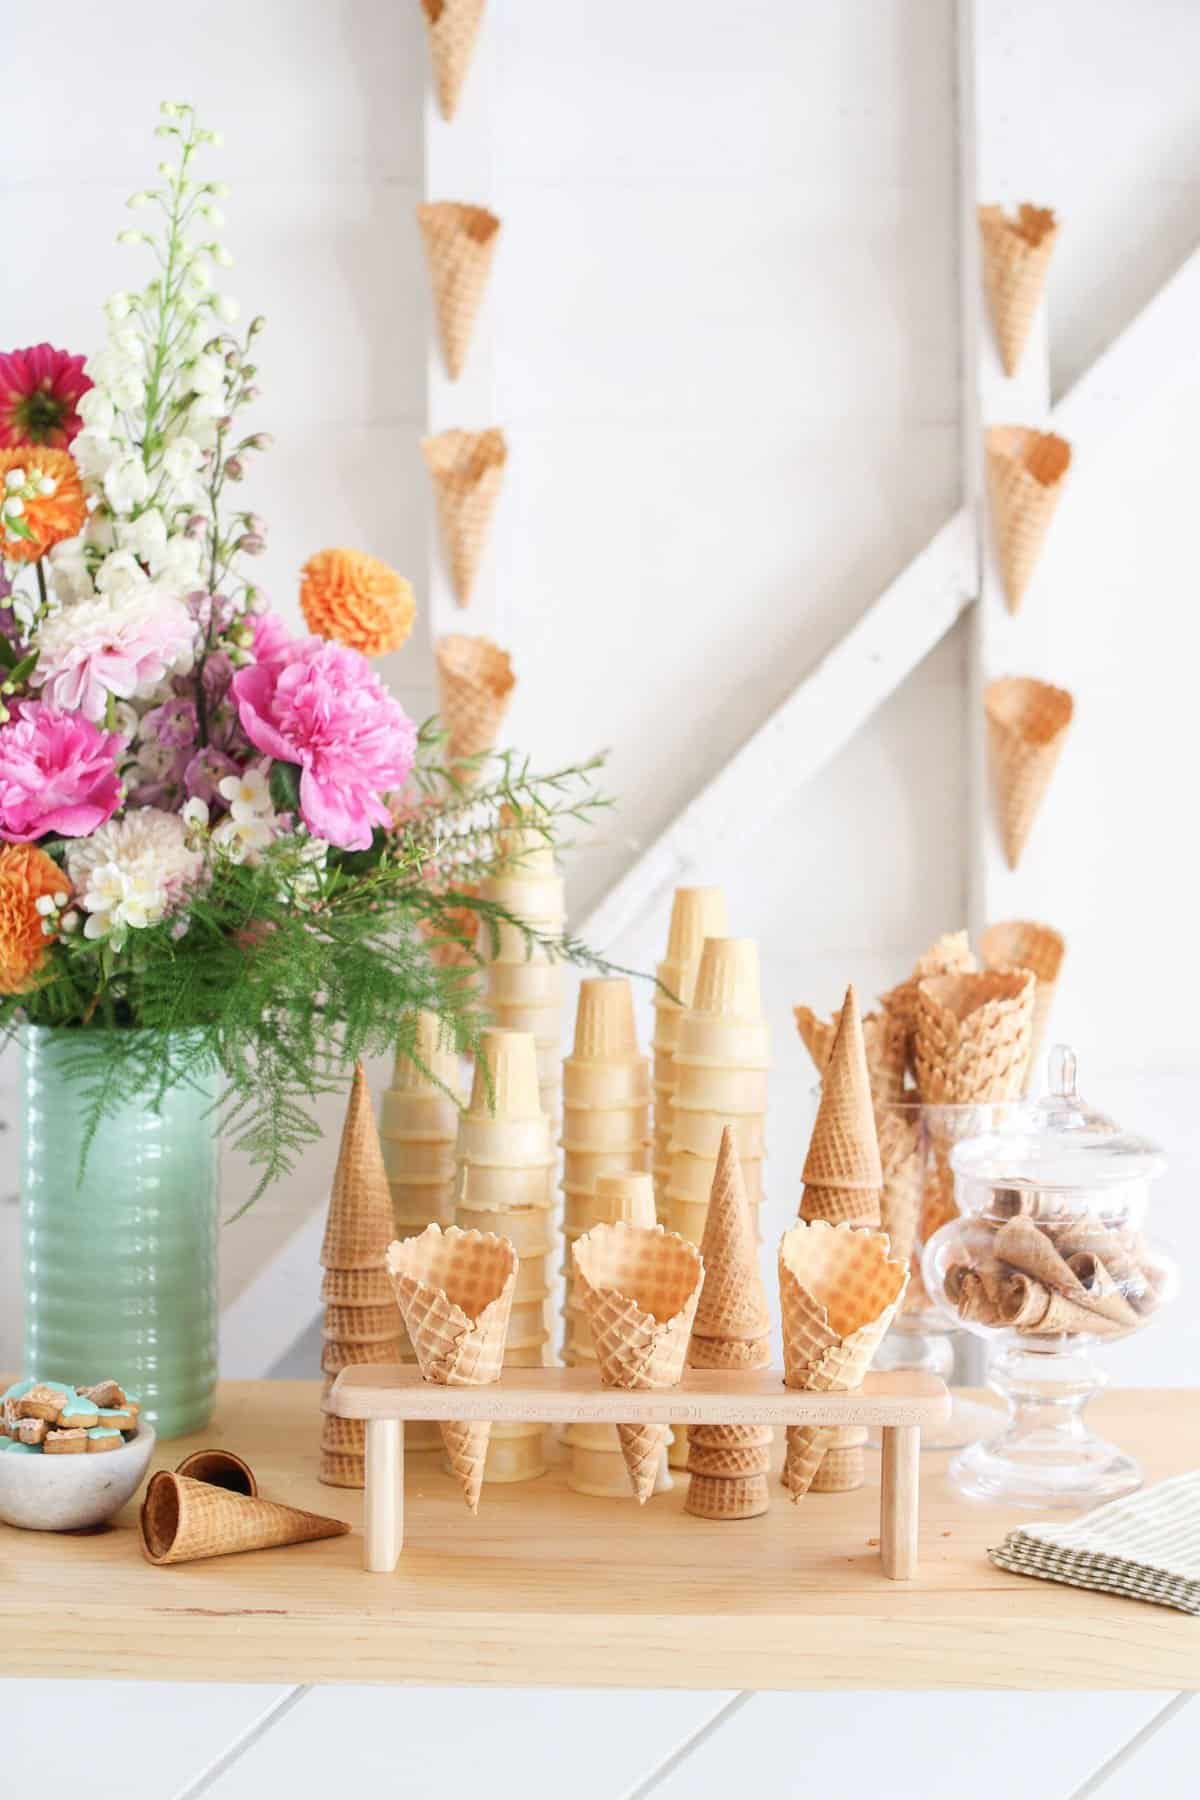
[685,1129,773,1520]
[421,0,485,122]
[984,427,1072,614]
[978,204,1058,378]
[979,920,1067,1094]
[417,202,500,382]
[651,887,729,1210]
[563,1171,661,1497]
[318,1066,407,1488]
[778,1221,908,1502]
[435,633,516,772]
[379,1012,464,1454]
[386,1224,516,1512]
[453,1028,554,1483]
[479,822,565,1125]
[140,1471,348,1566]
[560,980,652,1368]
[572,1222,703,1503]
[985,674,1075,870]
[423,428,507,606]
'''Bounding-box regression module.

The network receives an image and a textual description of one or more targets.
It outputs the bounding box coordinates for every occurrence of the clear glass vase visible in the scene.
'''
[21,1026,219,1439]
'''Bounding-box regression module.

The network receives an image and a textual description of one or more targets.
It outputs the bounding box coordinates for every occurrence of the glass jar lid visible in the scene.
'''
[950,1046,1166,1192]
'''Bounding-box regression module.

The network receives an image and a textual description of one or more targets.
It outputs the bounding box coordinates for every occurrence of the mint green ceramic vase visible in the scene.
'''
[21,1027,219,1439]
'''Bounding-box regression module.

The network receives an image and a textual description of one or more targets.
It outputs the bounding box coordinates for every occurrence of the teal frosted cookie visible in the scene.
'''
[86,1427,123,1454]
[1,1378,36,1402]
[58,1392,99,1430]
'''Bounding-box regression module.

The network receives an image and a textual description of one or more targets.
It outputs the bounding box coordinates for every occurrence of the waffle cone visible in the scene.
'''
[985,427,1071,613]
[417,202,499,380]
[318,1451,365,1489]
[979,920,1066,1089]
[140,1472,348,1566]
[801,986,883,1227]
[421,0,485,121]
[322,1303,402,1344]
[321,1414,366,1457]
[686,1439,772,1479]
[435,633,515,765]
[321,1266,394,1307]
[320,1064,396,1271]
[985,674,1074,867]
[687,1332,771,1370]
[692,1126,771,1342]
[423,428,507,605]
[794,1003,906,1111]
[877,1108,923,1269]
[882,932,977,1069]
[685,1473,769,1519]
[978,205,1058,377]
[808,1424,867,1494]
[913,969,1035,1103]
[572,1222,703,1502]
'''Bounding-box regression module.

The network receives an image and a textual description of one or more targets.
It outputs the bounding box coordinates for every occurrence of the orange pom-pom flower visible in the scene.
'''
[0,845,69,992]
[0,447,87,563]
[299,548,415,657]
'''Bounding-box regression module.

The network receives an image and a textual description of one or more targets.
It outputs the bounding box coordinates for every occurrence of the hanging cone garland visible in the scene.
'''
[423,427,507,605]
[978,204,1058,378]
[417,202,500,381]
[984,676,1074,869]
[386,1224,517,1512]
[320,1064,396,1271]
[985,427,1072,614]
[799,985,883,1228]
[140,1472,348,1566]
[421,0,485,121]
[435,633,516,766]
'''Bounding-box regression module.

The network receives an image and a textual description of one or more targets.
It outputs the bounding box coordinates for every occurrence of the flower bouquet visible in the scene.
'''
[3,104,605,1433]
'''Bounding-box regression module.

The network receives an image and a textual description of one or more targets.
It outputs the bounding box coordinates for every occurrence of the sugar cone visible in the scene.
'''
[140,1472,348,1566]
[979,920,1066,1091]
[572,1222,703,1502]
[435,633,515,765]
[320,1064,395,1270]
[985,427,1072,613]
[800,986,883,1226]
[421,0,485,121]
[913,969,1035,1104]
[978,204,1058,377]
[386,1224,517,1511]
[417,202,499,380]
[692,1127,771,1342]
[424,429,506,605]
[778,1221,908,1502]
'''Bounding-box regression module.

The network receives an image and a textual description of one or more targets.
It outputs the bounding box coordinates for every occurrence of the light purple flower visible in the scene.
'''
[184,746,240,805]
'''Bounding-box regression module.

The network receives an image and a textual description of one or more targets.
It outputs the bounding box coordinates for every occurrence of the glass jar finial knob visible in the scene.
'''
[1048,1043,1077,1101]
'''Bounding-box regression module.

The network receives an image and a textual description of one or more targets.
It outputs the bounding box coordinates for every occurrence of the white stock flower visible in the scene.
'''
[66,810,205,940]
[188,354,224,398]
[119,508,167,568]
[104,292,133,322]
[216,296,240,324]
[161,436,202,485]
[94,548,151,596]
[103,455,152,513]
[217,765,272,823]
[84,509,116,554]
[153,533,203,591]
[72,429,121,482]
[47,541,94,605]
[76,388,116,433]
[211,814,274,864]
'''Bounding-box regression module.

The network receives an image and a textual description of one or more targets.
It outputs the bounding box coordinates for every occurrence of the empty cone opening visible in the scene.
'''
[919,968,1032,1024]
[174,1450,257,1496]
[141,1471,181,1561]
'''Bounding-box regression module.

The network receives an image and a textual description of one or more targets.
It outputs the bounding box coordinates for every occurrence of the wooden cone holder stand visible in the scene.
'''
[328,1367,949,1579]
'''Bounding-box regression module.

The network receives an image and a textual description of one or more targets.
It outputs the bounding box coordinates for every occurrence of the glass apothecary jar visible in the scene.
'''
[923,1047,1174,1507]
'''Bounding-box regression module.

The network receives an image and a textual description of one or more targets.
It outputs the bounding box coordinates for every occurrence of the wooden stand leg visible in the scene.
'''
[364,1419,404,1573]
[880,1425,919,1580]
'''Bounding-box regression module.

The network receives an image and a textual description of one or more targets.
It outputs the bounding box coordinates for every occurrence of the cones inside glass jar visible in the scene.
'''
[913,970,1035,1106]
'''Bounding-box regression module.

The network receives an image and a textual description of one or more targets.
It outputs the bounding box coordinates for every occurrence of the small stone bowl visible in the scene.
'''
[0,1426,157,1531]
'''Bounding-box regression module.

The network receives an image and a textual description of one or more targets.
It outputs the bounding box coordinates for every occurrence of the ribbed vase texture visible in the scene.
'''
[21,1028,219,1439]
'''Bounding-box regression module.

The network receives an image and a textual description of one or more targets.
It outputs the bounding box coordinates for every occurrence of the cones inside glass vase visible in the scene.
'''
[984,676,1074,869]
[417,201,500,381]
[778,1221,908,1501]
[423,428,507,605]
[421,0,485,121]
[572,1222,703,1502]
[978,204,1058,378]
[913,969,1035,1106]
[799,985,883,1229]
[435,633,515,769]
[979,920,1067,1093]
[386,1223,517,1512]
[984,427,1072,614]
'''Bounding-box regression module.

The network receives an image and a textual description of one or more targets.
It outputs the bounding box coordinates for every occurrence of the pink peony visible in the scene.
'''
[248,609,297,671]
[0,701,122,844]
[232,638,417,851]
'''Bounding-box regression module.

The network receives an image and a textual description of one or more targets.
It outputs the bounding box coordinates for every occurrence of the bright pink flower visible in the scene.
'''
[0,345,92,448]
[248,610,296,671]
[232,638,417,851]
[0,702,122,844]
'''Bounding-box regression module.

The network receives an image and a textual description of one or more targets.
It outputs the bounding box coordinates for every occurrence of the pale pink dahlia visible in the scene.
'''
[0,702,122,844]
[232,638,417,851]
[0,344,92,448]
[33,591,197,722]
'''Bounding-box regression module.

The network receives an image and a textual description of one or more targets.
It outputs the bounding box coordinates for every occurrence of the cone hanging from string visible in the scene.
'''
[435,633,516,767]
[978,204,1058,377]
[423,428,507,605]
[985,427,1071,614]
[984,675,1075,869]
[421,0,486,121]
[417,202,500,380]
[799,985,883,1229]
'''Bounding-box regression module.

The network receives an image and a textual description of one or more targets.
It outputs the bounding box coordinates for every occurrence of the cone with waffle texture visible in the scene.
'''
[417,202,499,381]
[320,1064,395,1271]
[877,1105,924,1272]
[386,1224,517,1511]
[423,428,506,605]
[979,920,1067,1092]
[799,986,883,1229]
[435,632,515,769]
[985,427,1071,613]
[794,1001,907,1112]
[778,1220,908,1500]
[140,1472,349,1565]
[913,969,1035,1104]
[881,930,978,1073]
[978,204,1058,378]
[421,0,485,120]
[572,1222,703,1502]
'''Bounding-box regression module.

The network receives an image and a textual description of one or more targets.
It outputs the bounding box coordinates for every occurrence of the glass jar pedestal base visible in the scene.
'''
[872,1310,1003,1454]
[948,1346,1142,1509]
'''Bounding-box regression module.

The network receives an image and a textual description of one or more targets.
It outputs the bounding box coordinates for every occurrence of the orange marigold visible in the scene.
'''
[299,548,416,657]
[0,447,87,564]
[0,845,69,993]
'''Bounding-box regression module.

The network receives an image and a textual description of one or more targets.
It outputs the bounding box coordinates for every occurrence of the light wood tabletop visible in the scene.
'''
[2,1380,1197,1690]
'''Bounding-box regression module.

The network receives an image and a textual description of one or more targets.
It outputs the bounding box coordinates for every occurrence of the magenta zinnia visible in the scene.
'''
[0,344,92,448]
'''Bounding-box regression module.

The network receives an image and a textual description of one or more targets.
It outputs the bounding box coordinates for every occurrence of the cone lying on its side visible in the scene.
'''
[984,676,1074,870]
[421,0,485,121]
[417,202,500,381]
[572,1222,703,1503]
[978,204,1058,378]
[423,428,507,606]
[140,1472,348,1566]
[435,633,516,767]
[913,968,1035,1106]
[320,1064,396,1271]
[979,920,1067,1093]
[799,985,883,1229]
[984,428,1072,614]
[386,1224,517,1512]
[778,1221,908,1502]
